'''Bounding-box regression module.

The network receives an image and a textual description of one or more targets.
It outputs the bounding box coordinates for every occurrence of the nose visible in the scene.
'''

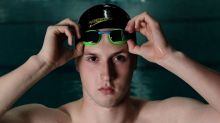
[100,60,115,82]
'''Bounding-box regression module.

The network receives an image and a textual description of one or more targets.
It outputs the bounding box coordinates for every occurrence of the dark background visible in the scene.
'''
[0,0,220,108]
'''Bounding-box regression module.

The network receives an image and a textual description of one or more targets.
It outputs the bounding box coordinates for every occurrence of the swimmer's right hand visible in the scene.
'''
[36,18,84,69]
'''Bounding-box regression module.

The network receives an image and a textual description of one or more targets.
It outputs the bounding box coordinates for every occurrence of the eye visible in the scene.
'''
[87,56,98,63]
[114,55,127,62]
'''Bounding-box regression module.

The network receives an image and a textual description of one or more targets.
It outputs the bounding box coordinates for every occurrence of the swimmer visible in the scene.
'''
[0,3,220,123]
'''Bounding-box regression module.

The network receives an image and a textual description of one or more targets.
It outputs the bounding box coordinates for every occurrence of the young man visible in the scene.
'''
[0,3,220,123]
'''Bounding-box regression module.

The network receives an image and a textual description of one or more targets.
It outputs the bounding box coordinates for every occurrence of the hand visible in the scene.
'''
[125,12,174,63]
[37,18,84,69]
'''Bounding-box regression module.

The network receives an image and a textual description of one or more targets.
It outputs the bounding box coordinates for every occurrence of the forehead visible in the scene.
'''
[84,43,128,56]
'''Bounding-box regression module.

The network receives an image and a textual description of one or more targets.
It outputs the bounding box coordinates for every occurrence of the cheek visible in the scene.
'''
[79,61,98,87]
[115,66,131,95]
[116,61,133,77]
[115,62,133,86]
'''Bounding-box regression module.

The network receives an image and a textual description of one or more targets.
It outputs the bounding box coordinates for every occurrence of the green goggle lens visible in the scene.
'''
[80,29,130,46]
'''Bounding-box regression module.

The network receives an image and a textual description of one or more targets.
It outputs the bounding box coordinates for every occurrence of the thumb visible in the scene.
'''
[72,42,84,59]
[127,39,141,55]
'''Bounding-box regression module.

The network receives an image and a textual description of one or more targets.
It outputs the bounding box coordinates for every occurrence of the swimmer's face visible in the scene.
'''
[77,28,136,108]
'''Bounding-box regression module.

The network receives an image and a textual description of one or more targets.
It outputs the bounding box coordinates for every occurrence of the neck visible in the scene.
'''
[79,96,136,123]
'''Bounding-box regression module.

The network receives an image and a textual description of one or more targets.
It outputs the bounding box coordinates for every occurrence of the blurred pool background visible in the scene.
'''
[0,0,220,108]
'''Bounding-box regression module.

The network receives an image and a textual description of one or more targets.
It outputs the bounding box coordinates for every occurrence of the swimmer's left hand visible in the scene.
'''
[125,12,174,64]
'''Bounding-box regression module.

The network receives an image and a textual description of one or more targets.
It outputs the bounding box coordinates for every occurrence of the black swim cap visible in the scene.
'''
[78,3,131,32]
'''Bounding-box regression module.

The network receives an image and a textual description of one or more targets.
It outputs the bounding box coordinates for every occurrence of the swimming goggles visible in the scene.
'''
[78,29,132,46]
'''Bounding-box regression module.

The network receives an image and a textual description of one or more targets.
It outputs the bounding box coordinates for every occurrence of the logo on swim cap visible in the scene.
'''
[78,4,131,31]
[89,17,113,28]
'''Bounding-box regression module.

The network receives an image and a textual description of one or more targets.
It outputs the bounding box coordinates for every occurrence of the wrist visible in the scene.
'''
[31,55,56,72]
[156,49,185,68]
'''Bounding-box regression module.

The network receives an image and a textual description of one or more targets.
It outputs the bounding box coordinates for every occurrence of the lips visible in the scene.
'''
[98,87,115,95]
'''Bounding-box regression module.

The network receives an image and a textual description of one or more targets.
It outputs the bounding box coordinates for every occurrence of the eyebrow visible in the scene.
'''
[112,50,128,56]
[83,52,98,56]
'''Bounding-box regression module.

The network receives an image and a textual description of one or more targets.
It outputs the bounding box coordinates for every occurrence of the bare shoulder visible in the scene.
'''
[0,103,71,123]
[134,96,220,123]
[129,97,163,122]
[161,97,220,123]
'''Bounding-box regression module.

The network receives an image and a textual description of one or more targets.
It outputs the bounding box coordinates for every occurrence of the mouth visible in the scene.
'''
[98,87,115,95]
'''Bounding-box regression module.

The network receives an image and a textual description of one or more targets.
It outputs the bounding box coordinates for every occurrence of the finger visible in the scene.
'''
[57,18,81,39]
[143,12,155,23]
[135,12,151,30]
[139,21,151,38]
[125,19,132,31]
[134,12,157,29]
[142,12,160,29]
[134,16,142,31]
[126,18,136,33]
[127,39,141,55]
[72,42,84,59]
[57,18,76,26]
[136,14,155,41]
[55,26,73,46]
[140,21,147,28]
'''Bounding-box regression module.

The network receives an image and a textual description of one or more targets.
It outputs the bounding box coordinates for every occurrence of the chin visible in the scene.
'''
[84,86,130,108]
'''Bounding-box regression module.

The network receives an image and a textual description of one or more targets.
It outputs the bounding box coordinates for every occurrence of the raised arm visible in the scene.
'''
[126,12,220,113]
[0,18,83,120]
